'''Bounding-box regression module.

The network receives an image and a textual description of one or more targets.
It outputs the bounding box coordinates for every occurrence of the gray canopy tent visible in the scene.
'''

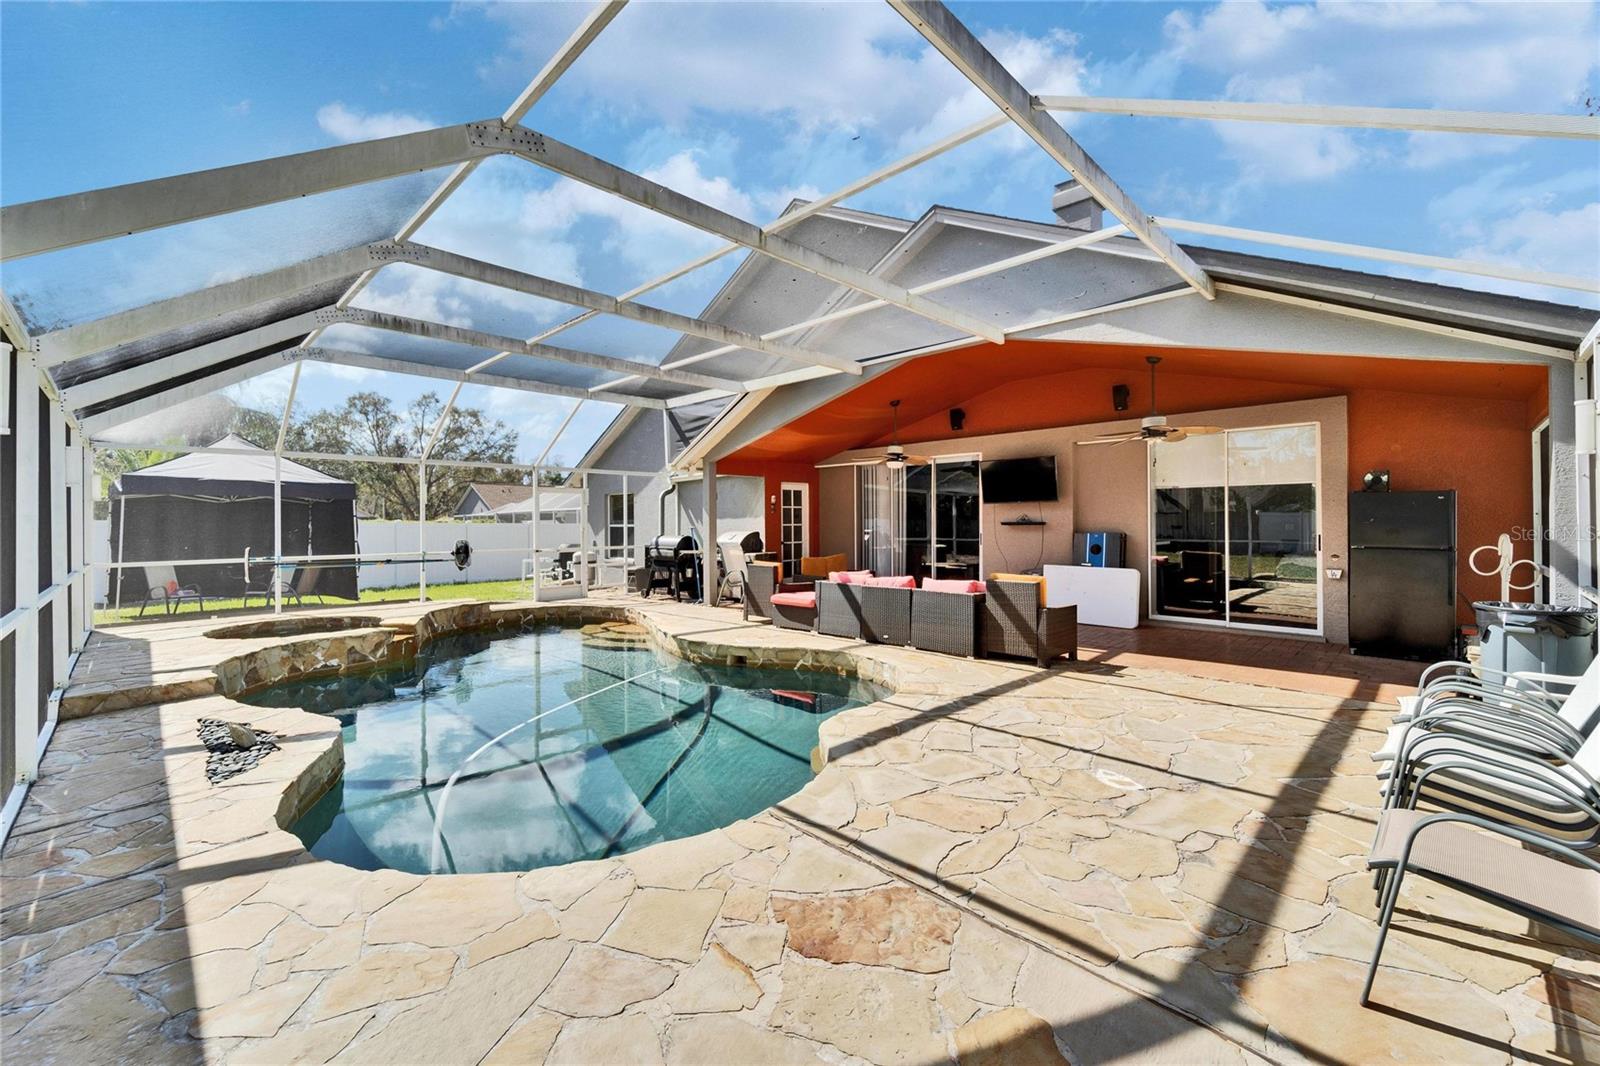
[110,434,359,607]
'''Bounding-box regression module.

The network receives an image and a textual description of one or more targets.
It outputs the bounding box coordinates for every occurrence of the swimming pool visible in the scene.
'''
[247,622,885,874]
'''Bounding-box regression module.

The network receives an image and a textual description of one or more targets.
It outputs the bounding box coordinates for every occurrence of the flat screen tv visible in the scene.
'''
[981,456,1058,504]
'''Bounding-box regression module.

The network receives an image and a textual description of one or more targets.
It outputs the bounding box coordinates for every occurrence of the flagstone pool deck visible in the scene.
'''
[3,594,1595,1064]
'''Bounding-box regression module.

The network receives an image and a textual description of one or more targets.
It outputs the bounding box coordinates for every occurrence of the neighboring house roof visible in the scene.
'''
[492,489,584,516]
[453,482,533,514]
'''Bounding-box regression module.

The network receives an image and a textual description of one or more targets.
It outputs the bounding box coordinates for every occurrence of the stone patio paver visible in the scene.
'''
[3,594,1594,1064]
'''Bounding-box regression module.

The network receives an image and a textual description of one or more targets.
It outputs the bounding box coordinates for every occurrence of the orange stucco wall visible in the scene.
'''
[723,341,1546,629]
[1347,389,1536,620]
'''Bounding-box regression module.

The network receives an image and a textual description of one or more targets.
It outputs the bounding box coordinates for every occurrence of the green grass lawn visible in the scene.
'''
[94,578,535,626]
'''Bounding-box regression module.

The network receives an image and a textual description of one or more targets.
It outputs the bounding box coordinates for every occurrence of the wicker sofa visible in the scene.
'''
[910,579,986,657]
[982,576,1078,666]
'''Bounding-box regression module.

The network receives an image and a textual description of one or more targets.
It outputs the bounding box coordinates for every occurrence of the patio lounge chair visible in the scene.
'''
[1395,658,1581,723]
[1373,654,1600,765]
[746,561,816,631]
[138,563,206,617]
[982,575,1077,666]
[1362,808,1600,1005]
[1380,712,1600,847]
[243,565,331,610]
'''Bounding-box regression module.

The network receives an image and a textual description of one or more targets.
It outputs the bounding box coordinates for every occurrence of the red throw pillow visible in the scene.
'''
[166,579,180,595]
[828,570,874,584]
[864,575,916,589]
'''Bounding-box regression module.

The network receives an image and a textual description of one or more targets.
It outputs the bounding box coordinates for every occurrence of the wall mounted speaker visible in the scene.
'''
[1112,384,1130,412]
[950,407,966,431]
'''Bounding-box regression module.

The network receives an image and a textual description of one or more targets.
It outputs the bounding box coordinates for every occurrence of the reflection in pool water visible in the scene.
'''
[245,623,885,874]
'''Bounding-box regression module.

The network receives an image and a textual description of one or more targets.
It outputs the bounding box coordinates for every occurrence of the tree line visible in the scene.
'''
[94,390,556,521]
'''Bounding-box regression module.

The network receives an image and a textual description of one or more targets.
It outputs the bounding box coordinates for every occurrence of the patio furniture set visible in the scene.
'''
[1362,653,1600,1004]
[744,557,1076,665]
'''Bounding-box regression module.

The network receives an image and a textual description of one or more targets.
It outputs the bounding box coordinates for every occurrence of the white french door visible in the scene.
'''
[779,482,808,578]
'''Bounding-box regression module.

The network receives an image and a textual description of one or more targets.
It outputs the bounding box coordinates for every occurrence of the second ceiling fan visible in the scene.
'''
[1087,356,1223,446]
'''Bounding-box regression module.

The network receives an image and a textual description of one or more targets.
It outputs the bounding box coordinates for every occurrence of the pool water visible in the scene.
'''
[245,623,885,874]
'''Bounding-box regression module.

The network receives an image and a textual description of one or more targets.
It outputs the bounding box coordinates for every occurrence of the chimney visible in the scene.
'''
[1051,179,1103,231]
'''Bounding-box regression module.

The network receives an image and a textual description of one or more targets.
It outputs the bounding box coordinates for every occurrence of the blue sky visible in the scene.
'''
[4,1,1597,465]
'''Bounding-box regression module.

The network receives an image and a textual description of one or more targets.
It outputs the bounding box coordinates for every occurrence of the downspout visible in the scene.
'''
[659,482,677,538]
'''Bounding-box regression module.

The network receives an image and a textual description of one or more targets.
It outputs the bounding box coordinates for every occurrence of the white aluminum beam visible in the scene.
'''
[400,243,862,374]
[310,347,670,408]
[317,1,628,327]
[1159,217,1600,295]
[535,400,584,467]
[592,223,1128,393]
[475,122,1006,343]
[1038,96,1600,141]
[888,0,1214,300]
[460,112,1010,378]
[78,351,297,436]
[317,306,742,392]
[35,245,374,365]
[63,308,328,410]
[1,124,493,261]
[75,338,672,435]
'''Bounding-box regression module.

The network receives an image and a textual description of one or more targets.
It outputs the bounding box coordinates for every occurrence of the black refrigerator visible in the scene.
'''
[1348,490,1457,660]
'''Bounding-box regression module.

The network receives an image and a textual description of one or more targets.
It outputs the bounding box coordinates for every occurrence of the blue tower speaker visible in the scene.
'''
[1073,531,1125,568]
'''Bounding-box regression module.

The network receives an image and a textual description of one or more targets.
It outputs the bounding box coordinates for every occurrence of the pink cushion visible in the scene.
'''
[770,591,817,609]
[828,570,874,584]
[922,578,985,594]
[863,575,916,589]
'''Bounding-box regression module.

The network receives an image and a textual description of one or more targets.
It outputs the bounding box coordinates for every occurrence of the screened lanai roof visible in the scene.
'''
[2,0,1596,465]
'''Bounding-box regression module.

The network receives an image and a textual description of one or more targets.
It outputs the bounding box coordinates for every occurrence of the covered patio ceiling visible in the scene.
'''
[723,338,1553,464]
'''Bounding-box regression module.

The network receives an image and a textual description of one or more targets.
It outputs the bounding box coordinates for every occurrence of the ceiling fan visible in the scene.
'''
[841,399,931,469]
[1086,356,1224,446]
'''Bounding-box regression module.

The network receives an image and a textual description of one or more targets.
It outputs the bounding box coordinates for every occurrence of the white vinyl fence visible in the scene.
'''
[94,515,587,601]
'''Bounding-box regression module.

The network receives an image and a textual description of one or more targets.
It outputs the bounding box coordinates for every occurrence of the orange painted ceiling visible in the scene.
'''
[727,339,1548,464]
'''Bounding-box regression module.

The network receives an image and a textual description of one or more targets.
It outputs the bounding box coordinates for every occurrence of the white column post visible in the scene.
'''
[271,453,283,615]
[71,434,90,650]
[49,403,69,684]
[418,460,428,602]
[1576,358,1594,593]
[702,460,718,604]
[14,351,41,784]
[532,473,542,597]
[578,474,590,596]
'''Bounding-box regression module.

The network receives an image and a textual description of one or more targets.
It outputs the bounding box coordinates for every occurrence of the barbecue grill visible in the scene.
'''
[643,534,699,601]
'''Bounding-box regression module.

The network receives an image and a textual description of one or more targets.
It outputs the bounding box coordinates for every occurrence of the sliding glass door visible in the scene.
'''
[1151,424,1320,632]
[855,457,981,579]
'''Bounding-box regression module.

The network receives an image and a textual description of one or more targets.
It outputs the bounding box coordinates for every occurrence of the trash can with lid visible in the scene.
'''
[1472,600,1597,677]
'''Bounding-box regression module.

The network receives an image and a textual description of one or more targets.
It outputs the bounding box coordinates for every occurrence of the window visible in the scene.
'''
[606,493,635,559]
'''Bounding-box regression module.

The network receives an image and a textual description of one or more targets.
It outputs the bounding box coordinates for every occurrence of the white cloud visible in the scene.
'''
[1160,1,1599,180]
[1457,202,1600,283]
[316,102,435,143]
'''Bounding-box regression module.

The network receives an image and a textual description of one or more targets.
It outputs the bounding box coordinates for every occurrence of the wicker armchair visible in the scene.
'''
[911,586,985,657]
[982,577,1077,666]
[746,561,816,631]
